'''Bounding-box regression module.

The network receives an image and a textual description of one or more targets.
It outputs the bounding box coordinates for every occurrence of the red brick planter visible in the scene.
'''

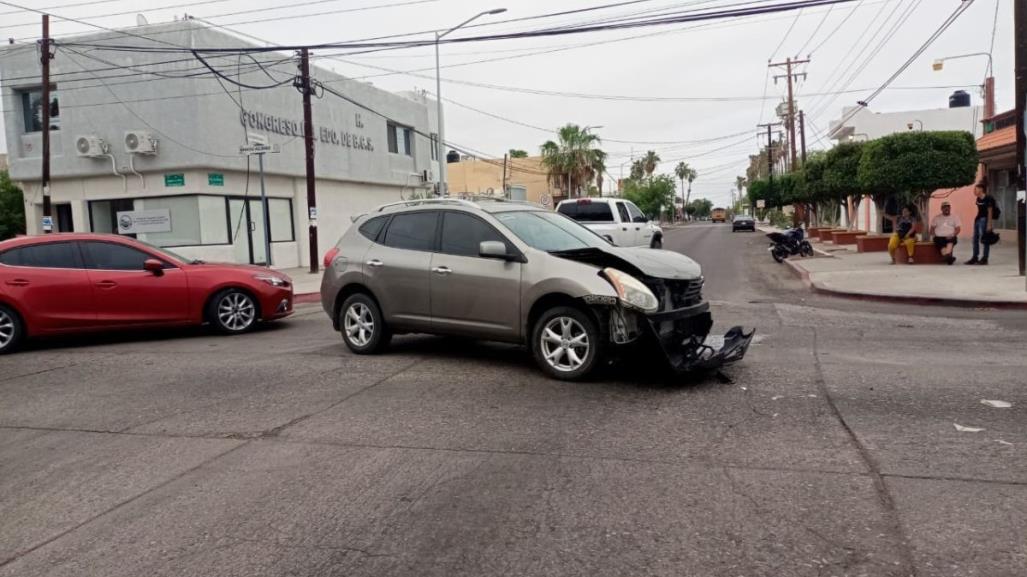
[820,229,850,243]
[856,235,889,252]
[808,227,828,240]
[896,241,944,264]
[830,231,866,245]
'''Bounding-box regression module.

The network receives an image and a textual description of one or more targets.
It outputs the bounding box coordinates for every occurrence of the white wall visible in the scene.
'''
[829,105,984,143]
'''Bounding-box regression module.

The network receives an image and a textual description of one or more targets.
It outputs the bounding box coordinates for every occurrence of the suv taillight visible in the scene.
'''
[323,247,340,268]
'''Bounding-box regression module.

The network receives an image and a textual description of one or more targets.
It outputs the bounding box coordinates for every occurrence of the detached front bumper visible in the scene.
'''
[642,303,754,373]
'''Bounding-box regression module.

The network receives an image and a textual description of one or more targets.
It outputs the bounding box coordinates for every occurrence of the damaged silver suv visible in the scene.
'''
[320,198,752,380]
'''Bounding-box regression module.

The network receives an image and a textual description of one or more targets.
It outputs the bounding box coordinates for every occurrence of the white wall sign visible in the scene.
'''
[117,209,171,234]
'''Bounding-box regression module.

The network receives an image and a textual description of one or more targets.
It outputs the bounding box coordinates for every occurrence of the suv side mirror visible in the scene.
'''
[143,259,164,275]
[479,241,517,261]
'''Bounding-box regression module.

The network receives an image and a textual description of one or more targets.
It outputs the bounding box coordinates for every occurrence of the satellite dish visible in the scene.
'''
[136,14,149,26]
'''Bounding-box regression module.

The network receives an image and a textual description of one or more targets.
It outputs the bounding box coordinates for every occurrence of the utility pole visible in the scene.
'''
[799,110,808,165]
[758,122,782,222]
[501,153,508,198]
[299,48,318,273]
[40,15,53,233]
[770,57,809,171]
[1015,0,1026,278]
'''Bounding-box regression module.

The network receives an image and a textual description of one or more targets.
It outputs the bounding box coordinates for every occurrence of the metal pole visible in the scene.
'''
[300,48,318,273]
[1015,0,1026,279]
[501,153,508,198]
[799,110,808,165]
[41,15,52,233]
[786,58,798,170]
[258,152,272,267]
[435,33,447,197]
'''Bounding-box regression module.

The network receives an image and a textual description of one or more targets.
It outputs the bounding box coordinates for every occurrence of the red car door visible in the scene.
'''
[0,241,97,332]
[79,241,191,326]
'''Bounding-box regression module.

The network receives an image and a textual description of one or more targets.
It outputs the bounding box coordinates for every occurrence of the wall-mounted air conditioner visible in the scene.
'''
[124,131,158,154]
[75,135,108,158]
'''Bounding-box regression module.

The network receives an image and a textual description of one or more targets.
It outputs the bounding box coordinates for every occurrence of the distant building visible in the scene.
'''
[446,156,557,208]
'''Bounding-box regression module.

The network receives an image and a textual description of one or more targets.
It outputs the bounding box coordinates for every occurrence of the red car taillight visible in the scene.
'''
[323,247,340,268]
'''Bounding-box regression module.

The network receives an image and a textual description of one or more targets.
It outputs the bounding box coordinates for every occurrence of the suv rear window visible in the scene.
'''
[0,242,81,269]
[557,201,614,222]
[382,212,438,252]
[359,216,388,241]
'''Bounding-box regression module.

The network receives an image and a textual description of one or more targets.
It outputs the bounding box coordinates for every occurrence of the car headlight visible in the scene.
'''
[253,274,288,287]
[601,268,659,313]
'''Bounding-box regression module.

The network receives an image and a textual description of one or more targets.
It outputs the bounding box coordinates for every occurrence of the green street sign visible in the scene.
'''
[208,173,224,186]
[164,173,185,187]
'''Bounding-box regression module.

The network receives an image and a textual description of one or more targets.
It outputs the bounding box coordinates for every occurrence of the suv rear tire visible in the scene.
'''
[650,236,663,249]
[0,305,24,355]
[531,306,602,381]
[339,293,391,354]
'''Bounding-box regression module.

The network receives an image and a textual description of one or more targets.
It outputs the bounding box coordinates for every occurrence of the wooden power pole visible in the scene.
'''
[1015,0,1025,277]
[299,48,318,273]
[770,57,809,171]
[799,110,808,166]
[41,15,53,233]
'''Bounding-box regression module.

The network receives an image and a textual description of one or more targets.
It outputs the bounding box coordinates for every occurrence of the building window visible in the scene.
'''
[88,195,231,248]
[387,122,413,156]
[20,88,59,133]
[268,198,294,242]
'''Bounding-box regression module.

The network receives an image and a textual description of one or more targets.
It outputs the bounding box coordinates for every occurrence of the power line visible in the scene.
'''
[770,7,804,59]
[793,4,833,55]
[807,0,865,54]
[0,0,190,49]
[2,0,235,30]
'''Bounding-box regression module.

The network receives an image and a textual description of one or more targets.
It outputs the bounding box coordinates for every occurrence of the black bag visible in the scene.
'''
[982,230,1000,246]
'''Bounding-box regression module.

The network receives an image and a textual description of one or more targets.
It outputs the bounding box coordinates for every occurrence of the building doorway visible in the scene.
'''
[228,198,269,265]
[54,203,73,232]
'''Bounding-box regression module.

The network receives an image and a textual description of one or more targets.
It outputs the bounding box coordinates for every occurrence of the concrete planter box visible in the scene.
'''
[856,235,889,252]
[820,229,849,243]
[830,231,867,245]
[807,227,829,239]
[896,241,944,264]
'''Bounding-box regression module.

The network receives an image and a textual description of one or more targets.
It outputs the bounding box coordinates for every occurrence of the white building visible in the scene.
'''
[0,20,441,268]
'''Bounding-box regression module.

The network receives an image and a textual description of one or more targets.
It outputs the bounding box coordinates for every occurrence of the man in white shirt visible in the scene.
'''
[930,201,962,265]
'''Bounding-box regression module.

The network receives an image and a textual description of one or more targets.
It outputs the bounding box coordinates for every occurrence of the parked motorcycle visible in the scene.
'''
[767,228,814,263]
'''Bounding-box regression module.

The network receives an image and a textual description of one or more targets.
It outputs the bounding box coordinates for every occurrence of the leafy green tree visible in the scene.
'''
[540,124,606,198]
[0,170,25,240]
[859,131,977,237]
[629,159,645,181]
[508,149,529,158]
[687,198,714,219]
[623,174,676,219]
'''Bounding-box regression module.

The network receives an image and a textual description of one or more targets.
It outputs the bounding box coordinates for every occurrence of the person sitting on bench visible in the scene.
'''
[886,206,918,264]
[930,201,962,265]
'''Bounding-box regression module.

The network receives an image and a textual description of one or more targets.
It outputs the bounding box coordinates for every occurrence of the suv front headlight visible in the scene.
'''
[601,268,659,313]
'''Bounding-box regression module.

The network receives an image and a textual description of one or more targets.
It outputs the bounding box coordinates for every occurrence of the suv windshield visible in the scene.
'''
[495,211,610,252]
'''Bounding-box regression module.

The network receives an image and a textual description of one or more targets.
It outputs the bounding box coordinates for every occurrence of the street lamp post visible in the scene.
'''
[435,8,506,197]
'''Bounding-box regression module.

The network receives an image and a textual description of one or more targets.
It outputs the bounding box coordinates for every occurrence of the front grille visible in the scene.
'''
[645,277,704,311]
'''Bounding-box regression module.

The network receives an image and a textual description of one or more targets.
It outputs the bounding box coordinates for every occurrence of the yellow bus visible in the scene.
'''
[711,208,727,223]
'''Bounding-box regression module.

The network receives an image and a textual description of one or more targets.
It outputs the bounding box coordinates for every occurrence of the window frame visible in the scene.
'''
[437,210,520,259]
[380,210,440,253]
[79,240,176,272]
[0,241,83,270]
[19,87,60,134]
[386,121,414,157]
[615,201,630,223]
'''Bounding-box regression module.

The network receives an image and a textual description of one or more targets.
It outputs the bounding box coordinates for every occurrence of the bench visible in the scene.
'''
[856,235,889,252]
[830,231,867,245]
[895,241,945,264]
[819,229,850,243]
[807,227,829,240]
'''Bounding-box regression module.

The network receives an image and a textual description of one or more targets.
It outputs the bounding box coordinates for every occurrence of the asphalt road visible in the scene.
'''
[1,223,1024,577]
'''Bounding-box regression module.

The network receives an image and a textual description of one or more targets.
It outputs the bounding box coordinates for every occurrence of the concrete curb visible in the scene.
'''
[294,293,320,305]
[779,257,1027,310]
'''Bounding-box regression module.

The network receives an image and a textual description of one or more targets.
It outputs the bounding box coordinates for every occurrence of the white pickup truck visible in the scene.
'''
[556,198,664,249]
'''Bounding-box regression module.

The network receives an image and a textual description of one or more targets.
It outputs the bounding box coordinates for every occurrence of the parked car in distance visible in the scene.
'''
[711,208,728,223]
[0,233,294,354]
[556,198,663,249]
[321,198,752,381]
[732,214,756,232]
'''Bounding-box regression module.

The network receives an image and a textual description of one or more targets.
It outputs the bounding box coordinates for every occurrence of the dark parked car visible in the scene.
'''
[732,215,756,232]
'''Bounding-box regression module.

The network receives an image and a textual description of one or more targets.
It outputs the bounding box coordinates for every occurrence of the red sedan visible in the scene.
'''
[0,233,294,354]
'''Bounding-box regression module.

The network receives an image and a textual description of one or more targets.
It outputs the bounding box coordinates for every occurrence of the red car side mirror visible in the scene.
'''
[143,259,164,275]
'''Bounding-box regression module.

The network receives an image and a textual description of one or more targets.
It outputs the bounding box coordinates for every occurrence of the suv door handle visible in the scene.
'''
[621,227,628,231]
[432,266,452,275]
[5,279,29,287]
[366,259,384,268]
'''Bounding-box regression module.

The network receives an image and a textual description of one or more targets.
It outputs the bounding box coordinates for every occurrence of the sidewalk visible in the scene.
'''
[764,226,1027,308]
[277,267,323,303]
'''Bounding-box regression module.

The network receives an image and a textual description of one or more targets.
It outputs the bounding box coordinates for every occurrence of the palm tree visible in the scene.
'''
[675,162,697,219]
[735,176,747,211]
[641,150,661,182]
[540,124,605,198]
[629,159,645,181]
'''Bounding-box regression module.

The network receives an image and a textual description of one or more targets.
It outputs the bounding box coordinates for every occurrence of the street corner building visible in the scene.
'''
[0,20,441,267]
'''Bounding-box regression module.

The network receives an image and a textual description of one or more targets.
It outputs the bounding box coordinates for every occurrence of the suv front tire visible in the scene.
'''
[339,293,391,354]
[531,306,603,381]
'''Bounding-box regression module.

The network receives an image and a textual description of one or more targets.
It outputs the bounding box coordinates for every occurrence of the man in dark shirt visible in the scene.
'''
[967,180,996,265]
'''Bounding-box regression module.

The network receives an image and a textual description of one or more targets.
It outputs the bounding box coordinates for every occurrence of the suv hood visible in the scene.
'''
[552,246,701,280]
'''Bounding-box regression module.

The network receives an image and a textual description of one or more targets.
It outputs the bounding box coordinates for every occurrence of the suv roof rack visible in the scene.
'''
[374,198,477,212]
[467,196,542,207]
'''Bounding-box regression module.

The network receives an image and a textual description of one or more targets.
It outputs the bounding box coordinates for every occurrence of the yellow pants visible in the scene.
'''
[889,234,915,259]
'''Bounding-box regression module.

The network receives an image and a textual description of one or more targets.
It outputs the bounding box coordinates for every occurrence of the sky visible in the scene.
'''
[0,0,1016,207]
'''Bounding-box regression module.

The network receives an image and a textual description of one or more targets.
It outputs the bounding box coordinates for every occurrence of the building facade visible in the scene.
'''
[0,21,439,267]
[446,156,556,207]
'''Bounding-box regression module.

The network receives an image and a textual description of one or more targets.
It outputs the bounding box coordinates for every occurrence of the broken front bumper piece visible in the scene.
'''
[645,308,754,373]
